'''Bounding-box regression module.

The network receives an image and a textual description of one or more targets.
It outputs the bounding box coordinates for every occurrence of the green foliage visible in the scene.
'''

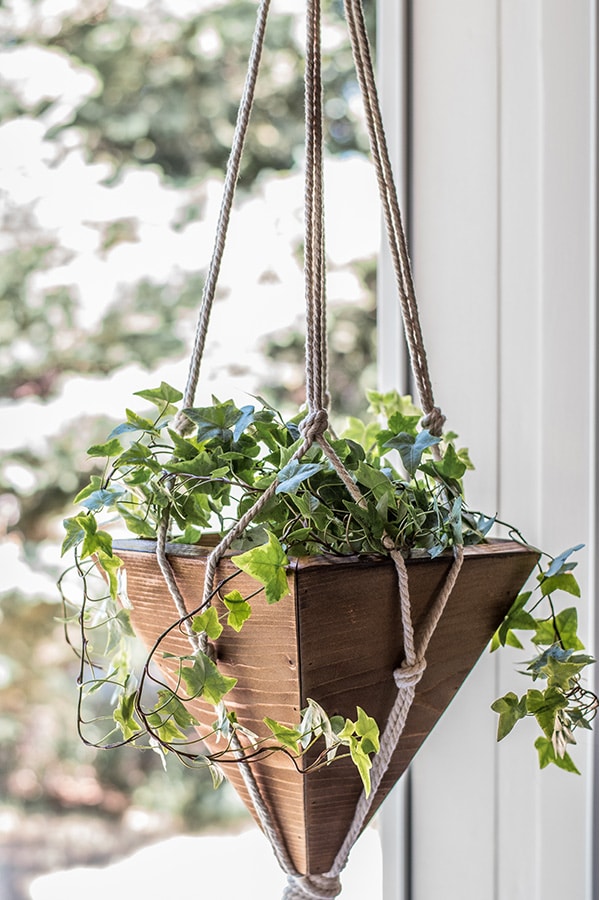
[64,385,481,790]
[491,546,596,772]
[232,533,290,604]
[179,651,237,706]
[335,708,380,796]
[64,385,596,790]
[264,703,380,795]
[223,591,252,632]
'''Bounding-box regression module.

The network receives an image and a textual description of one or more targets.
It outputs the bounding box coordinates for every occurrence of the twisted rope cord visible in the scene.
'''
[173,0,272,435]
[152,1,461,895]
[156,0,271,654]
[156,511,203,653]
[304,0,327,415]
[327,545,465,878]
[342,0,445,438]
[284,874,342,900]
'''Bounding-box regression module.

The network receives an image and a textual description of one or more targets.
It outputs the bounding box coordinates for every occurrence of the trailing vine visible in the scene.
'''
[61,383,596,785]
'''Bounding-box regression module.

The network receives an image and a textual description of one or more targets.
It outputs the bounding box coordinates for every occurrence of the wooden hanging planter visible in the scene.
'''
[115,537,538,876]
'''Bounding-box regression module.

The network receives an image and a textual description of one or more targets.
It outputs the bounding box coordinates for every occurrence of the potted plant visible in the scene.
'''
[59,0,596,887]
[60,384,595,876]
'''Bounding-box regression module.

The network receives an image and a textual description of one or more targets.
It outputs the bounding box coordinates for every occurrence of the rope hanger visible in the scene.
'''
[155,1,464,897]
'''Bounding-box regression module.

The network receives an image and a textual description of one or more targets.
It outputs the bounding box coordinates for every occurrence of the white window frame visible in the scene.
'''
[376,3,598,899]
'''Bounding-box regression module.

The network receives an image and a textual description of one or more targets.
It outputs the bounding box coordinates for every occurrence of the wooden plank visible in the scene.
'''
[115,539,537,875]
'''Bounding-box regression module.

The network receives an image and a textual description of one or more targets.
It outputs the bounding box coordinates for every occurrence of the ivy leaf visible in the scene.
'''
[476,513,496,537]
[113,691,141,741]
[223,590,252,632]
[532,608,585,651]
[342,417,382,451]
[434,443,467,481]
[569,708,594,731]
[526,644,595,689]
[134,382,183,407]
[336,708,380,796]
[539,572,581,598]
[192,607,223,640]
[233,405,255,442]
[80,487,126,512]
[355,461,393,501]
[543,544,584,579]
[114,443,161,474]
[448,495,465,545]
[73,476,103,504]
[491,692,528,740]
[366,389,421,420]
[96,549,123,600]
[168,429,201,460]
[61,515,87,556]
[232,533,290,604]
[115,609,137,638]
[387,411,421,437]
[180,651,237,706]
[383,430,441,476]
[146,714,187,745]
[490,592,536,651]
[263,717,302,753]
[526,688,568,739]
[155,690,199,728]
[78,515,113,560]
[163,451,226,478]
[182,402,241,443]
[275,459,323,495]
[87,437,124,458]
[355,707,380,756]
[108,409,159,438]
[540,654,595,691]
[117,508,157,538]
[534,736,580,774]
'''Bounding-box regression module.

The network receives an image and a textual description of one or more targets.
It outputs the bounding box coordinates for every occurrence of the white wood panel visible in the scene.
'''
[377,1,597,898]
[408,3,500,896]
[498,3,596,899]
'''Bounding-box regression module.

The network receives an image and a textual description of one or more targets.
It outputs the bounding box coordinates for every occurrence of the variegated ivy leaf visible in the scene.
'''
[232,532,290,604]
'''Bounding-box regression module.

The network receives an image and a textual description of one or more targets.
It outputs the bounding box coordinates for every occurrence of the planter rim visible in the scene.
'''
[112,536,535,570]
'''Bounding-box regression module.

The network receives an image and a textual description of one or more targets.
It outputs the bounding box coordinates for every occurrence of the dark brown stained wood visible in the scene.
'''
[114,539,538,876]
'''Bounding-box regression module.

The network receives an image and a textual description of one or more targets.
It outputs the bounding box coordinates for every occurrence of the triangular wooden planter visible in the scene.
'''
[116,538,537,875]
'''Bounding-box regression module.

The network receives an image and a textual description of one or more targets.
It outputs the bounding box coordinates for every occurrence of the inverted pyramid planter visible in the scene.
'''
[115,537,538,875]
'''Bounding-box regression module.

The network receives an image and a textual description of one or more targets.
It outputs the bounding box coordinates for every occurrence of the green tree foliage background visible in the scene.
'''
[0,0,376,888]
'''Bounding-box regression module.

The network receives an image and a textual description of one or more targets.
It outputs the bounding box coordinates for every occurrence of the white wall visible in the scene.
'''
[377,2,598,898]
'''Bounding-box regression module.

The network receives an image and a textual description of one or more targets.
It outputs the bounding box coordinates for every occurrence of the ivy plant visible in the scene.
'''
[491,544,596,773]
[60,383,596,787]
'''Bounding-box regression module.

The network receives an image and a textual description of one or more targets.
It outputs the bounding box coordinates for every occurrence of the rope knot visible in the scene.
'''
[284,874,342,900]
[394,657,427,689]
[300,408,329,441]
[420,406,446,437]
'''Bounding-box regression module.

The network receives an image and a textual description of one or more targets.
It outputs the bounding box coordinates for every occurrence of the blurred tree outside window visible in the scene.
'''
[0,1,378,897]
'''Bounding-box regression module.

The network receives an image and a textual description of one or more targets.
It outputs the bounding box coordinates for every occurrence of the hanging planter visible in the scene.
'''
[60,0,596,897]
[109,537,537,876]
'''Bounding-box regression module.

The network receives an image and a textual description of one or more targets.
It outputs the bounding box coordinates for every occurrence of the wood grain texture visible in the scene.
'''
[115,539,538,875]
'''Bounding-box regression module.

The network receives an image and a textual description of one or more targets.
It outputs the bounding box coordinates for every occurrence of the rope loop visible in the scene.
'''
[420,406,446,437]
[394,657,427,690]
[300,408,329,441]
[284,874,342,900]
